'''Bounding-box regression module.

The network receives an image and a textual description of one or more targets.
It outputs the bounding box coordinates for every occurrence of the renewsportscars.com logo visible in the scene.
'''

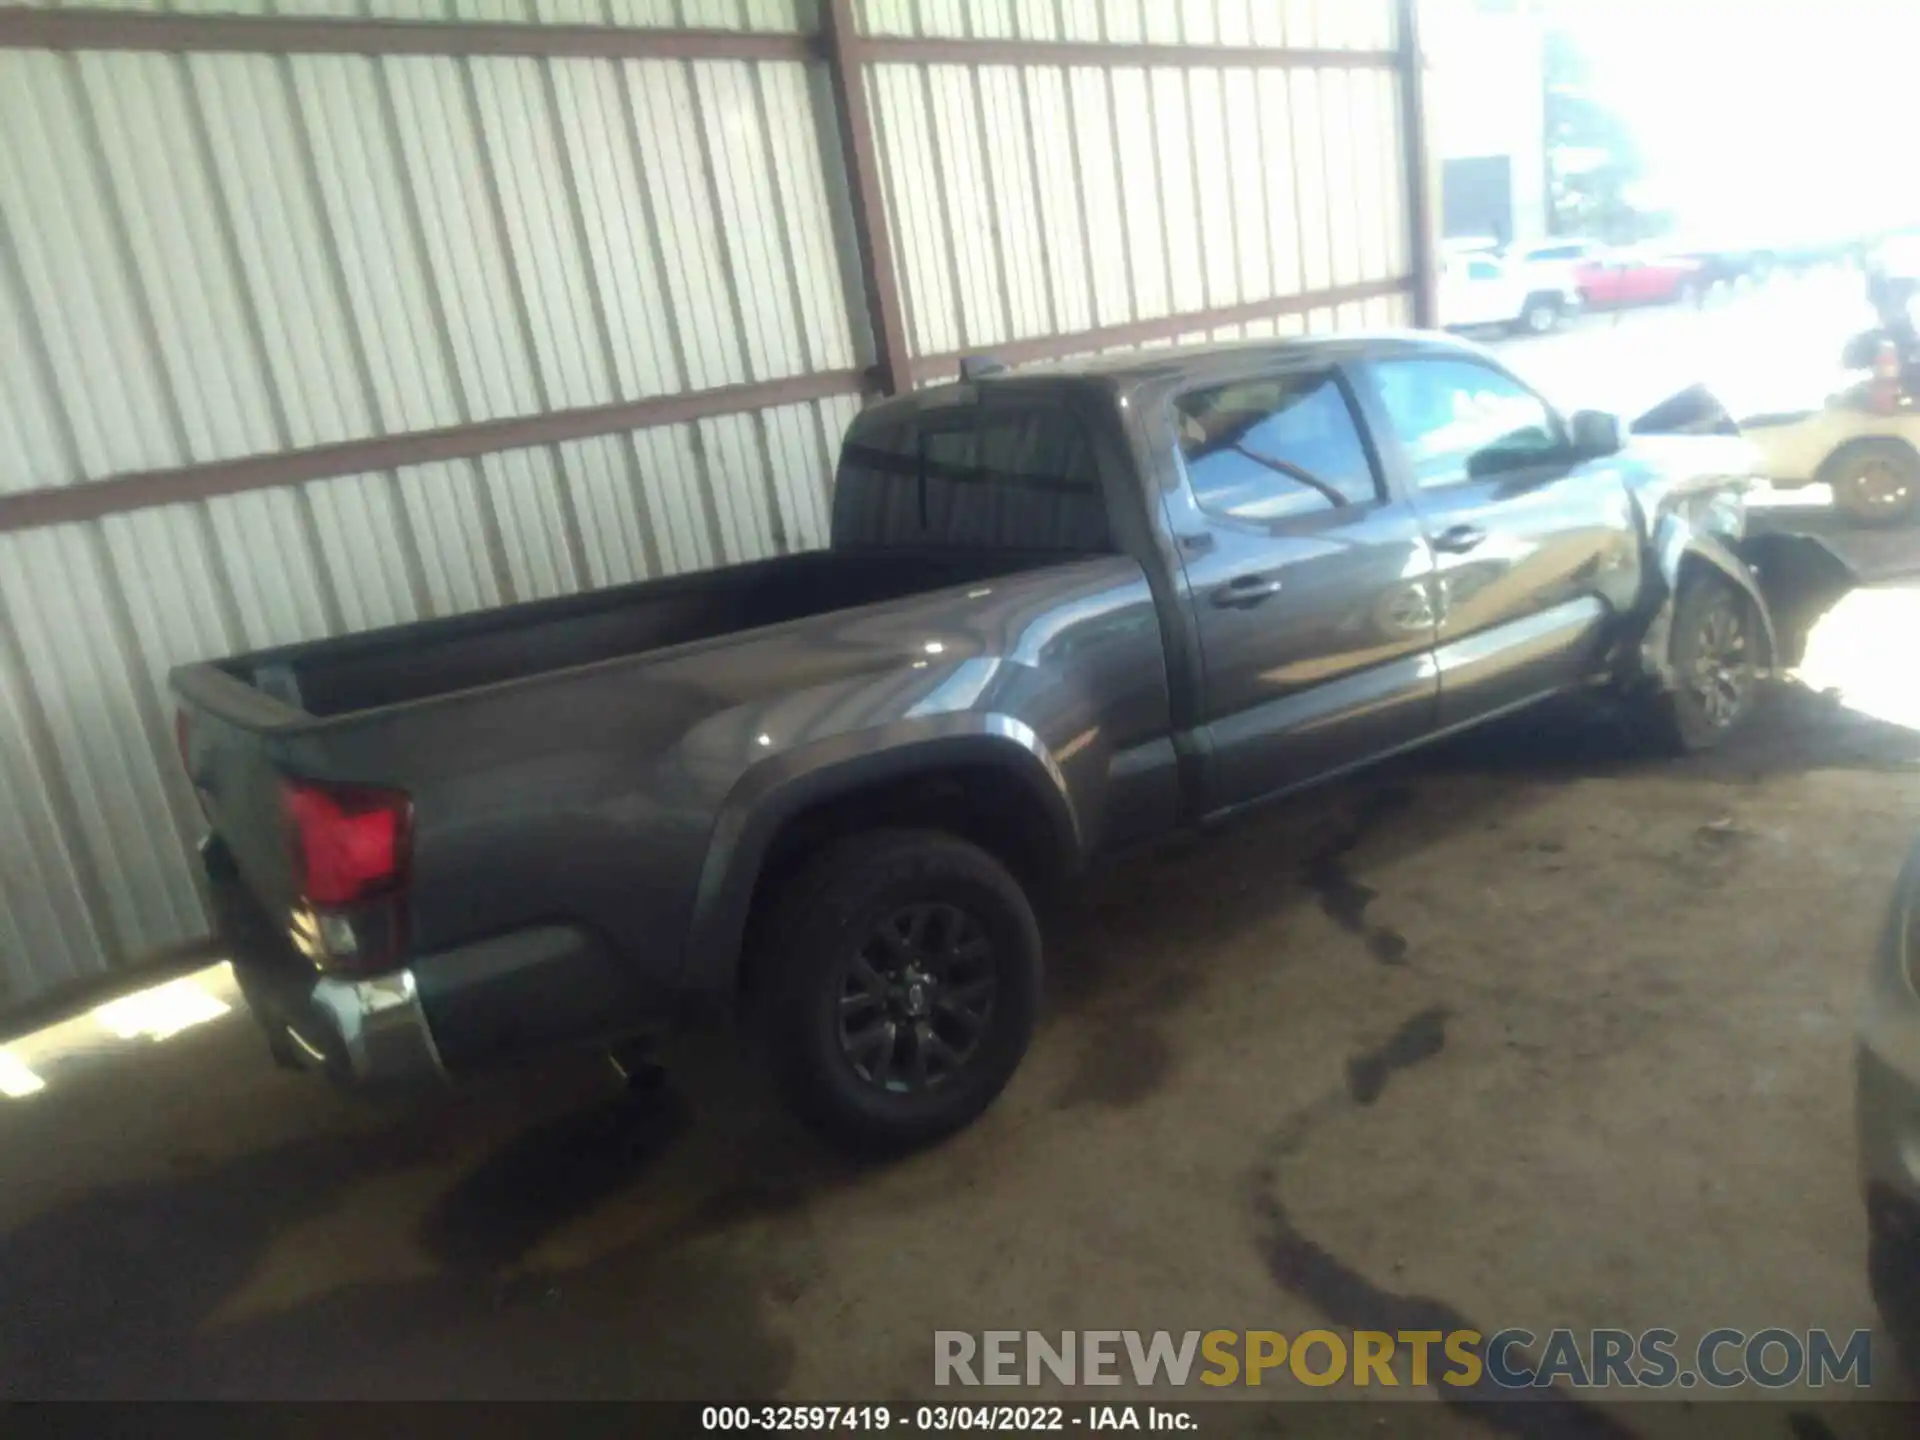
[933,1328,1875,1391]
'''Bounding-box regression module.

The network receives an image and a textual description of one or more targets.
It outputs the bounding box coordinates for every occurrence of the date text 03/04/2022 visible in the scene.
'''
[700,1406,1198,1432]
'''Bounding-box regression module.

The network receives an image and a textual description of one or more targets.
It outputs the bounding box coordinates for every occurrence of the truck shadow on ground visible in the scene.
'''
[0,1047,801,1398]
[1,681,1912,1400]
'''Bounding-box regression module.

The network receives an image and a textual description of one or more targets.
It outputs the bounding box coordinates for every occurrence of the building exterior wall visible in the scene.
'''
[1427,0,1544,246]
[0,0,1418,1019]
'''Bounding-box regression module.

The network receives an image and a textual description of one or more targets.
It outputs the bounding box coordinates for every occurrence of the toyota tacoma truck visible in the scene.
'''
[173,333,1784,1152]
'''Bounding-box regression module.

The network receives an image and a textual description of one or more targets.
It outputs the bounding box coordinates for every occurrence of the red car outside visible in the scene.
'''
[1574,250,1709,309]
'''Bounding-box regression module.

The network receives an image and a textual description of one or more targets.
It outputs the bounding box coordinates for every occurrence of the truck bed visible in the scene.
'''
[207,547,1072,719]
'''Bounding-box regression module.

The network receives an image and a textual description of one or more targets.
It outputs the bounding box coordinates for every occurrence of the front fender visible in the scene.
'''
[1634,517,1780,689]
[679,715,1081,1002]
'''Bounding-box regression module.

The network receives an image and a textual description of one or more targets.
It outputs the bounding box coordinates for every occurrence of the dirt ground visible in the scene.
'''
[4,586,1920,1436]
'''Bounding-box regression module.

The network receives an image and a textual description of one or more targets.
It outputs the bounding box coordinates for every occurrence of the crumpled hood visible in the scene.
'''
[1621,385,1766,517]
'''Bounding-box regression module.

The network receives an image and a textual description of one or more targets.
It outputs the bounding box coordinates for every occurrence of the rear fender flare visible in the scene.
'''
[680,717,1081,1002]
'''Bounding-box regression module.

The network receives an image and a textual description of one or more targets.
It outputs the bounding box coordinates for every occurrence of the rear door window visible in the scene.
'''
[1175,371,1381,525]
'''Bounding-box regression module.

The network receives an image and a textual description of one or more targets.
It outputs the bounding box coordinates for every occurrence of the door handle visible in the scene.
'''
[1211,574,1284,609]
[1432,523,1487,554]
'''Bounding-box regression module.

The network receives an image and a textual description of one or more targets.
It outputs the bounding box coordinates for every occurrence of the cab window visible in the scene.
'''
[833,408,1112,552]
[1369,359,1562,489]
[1176,371,1381,524]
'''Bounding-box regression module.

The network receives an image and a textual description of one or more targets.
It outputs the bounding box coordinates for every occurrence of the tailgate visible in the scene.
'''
[171,660,311,921]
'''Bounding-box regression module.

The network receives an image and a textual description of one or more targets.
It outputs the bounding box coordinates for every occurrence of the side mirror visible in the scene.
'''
[1568,409,1625,459]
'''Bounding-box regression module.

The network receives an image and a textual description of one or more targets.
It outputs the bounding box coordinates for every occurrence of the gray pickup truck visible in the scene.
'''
[173,332,1782,1151]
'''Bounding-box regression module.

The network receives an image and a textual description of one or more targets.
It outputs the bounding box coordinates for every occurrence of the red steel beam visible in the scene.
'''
[0,369,872,535]
[0,8,820,62]
[1394,0,1440,329]
[914,277,1414,378]
[857,36,1398,69]
[821,0,916,396]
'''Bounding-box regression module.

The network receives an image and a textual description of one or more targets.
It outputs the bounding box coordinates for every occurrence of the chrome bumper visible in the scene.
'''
[291,968,446,1085]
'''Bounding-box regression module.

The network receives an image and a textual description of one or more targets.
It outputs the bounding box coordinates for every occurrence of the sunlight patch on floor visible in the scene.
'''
[0,1049,46,1099]
[92,973,233,1042]
[2,962,239,1100]
[1796,585,1920,732]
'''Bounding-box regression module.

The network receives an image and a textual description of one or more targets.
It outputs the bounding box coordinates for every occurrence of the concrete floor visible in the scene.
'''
[4,583,1920,1435]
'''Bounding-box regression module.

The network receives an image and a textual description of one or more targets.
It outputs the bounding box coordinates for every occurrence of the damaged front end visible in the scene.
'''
[1620,384,1856,682]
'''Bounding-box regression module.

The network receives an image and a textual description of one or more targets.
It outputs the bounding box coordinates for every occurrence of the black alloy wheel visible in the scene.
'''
[837,902,998,1095]
[757,829,1042,1153]
[1684,590,1755,731]
[1644,575,1762,752]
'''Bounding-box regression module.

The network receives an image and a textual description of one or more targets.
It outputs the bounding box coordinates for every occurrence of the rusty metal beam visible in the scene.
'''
[915,277,1414,379]
[857,36,1397,70]
[0,369,872,536]
[0,8,820,62]
[1395,0,1439,329]
[0,9,1400,70]
[821,0,915,396]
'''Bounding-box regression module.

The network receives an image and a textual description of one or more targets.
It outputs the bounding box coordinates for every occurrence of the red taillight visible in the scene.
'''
[282,780,412,907]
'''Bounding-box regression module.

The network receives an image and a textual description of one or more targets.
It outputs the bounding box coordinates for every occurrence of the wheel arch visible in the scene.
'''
[682,724,1082,1009]
[1634,522,1780,690]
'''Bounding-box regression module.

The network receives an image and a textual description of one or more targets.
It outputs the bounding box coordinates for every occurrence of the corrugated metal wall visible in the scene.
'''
[0,0,1416,1018]
[861,0,1411,360]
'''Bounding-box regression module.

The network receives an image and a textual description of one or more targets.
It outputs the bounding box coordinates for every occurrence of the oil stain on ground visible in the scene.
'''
[1302,784,1416,967]
[1346,1005,1449,1105]
[1248,1080,1638,1439]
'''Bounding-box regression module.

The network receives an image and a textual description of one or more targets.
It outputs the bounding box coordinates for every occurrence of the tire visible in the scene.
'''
[1870,1218,1920,1388]
[1642,574,1762,753]
[755,829,1042,1154]
[1514,295,1561,335]
[1826,439,1920,526]
[1678,279,1704,309]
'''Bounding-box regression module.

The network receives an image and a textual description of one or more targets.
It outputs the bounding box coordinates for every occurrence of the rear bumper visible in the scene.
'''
[205,836,638,1087]
[247,963,446,1086]
[206,836,446,1087]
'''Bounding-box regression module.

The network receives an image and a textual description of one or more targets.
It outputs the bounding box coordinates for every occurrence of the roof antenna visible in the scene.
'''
[959,355,1007,381]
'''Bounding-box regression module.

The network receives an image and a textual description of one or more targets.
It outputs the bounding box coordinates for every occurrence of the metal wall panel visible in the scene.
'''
[0,30,861,1009]
[0,387,857,1000]
[863,16,1408,362]
[0,48,853,493]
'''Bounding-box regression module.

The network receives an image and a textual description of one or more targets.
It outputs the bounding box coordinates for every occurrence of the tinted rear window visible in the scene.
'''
[833,408,1112,552]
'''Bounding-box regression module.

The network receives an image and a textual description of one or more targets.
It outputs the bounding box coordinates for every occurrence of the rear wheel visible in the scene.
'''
[1643,575,1761,752]
[756,830,1041,1154]
[1828,440,1920,526]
